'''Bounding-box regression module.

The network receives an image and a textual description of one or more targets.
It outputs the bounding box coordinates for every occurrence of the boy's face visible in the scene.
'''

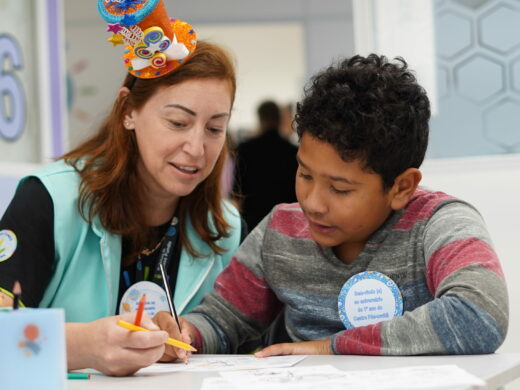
[295,133,394,264]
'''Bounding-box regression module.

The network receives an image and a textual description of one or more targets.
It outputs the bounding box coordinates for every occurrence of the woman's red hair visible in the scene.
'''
[61,41,237,264]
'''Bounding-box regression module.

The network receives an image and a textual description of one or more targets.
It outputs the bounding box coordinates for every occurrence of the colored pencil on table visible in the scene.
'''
[67,373,90,380]
[134,293,146,326]
[116,320,196,352]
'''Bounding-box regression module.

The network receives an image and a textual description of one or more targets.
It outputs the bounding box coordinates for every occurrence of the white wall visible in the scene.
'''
[421,155,520,389]
[195,22,305,133]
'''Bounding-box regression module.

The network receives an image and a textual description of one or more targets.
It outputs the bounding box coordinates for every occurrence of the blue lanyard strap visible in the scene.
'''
[152,216,179,282]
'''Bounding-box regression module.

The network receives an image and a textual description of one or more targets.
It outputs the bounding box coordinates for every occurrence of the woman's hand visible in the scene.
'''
[254,339,332,358]
[67,312,168,376]
[153,311,195,362]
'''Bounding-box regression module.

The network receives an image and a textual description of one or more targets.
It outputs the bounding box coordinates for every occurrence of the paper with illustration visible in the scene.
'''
[136,355,306,374]
[201,364,485,390]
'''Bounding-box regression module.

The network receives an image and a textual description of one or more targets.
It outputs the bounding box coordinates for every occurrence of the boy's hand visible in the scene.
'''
[254,339,332,358]
[153,311,195,362]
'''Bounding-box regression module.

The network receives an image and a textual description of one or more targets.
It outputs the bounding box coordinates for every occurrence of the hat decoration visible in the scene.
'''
[98,0,197,79]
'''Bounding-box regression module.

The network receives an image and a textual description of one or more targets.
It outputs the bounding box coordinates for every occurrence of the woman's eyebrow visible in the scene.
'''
[164,104,229,119]
[164,104,196,116]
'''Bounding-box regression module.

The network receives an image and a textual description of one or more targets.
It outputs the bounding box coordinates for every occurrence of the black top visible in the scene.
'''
[0,178,246,309]
[0,178,55,306]
[233,129,298,230]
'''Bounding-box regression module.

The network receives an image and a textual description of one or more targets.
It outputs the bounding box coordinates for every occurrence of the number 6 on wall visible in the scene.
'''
[0,34,26,142]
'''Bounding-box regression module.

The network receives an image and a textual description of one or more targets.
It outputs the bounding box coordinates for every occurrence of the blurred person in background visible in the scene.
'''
[232,100,298,230]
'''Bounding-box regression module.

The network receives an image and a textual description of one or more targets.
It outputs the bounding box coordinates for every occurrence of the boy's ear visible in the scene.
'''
[389,168,422,210]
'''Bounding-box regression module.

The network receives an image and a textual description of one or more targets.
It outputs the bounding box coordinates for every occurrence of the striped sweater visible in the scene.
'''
[185,188,509,355]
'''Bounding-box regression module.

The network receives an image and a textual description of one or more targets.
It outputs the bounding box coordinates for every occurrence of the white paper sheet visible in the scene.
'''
[201,366,342,390]
[201,364,486,390]
[219,365,345,390]
[136,355,306,374]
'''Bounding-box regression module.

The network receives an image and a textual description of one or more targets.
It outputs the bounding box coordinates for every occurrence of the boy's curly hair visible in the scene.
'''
[295,54,430,189]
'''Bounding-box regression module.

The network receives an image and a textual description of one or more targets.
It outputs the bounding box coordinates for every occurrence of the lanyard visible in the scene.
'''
[152,216,179,281]
[133,216,179,288]
[120,216,183,313]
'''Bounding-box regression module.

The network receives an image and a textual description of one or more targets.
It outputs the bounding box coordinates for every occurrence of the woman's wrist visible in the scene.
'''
[66,322,91,370]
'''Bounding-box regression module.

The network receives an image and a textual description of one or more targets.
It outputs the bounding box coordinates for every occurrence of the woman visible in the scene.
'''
[0,40,242,375]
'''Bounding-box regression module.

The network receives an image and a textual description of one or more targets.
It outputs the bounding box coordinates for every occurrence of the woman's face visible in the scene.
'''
[124,78,232,205]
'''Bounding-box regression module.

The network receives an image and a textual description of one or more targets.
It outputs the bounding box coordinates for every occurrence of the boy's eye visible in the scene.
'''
[298,172,312,180]
[331,187,351,195]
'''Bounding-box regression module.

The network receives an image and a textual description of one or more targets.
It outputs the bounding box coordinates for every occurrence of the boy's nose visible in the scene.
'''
[302,187,327,215]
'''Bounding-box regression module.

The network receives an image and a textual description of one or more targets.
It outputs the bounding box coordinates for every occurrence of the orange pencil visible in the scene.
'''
[134,294,146,326]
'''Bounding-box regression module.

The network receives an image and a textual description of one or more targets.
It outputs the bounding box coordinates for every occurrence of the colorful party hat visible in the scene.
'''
[98,0,197,79]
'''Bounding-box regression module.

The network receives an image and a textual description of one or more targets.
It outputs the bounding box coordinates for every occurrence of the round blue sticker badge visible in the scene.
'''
[119,281,170,317]
[338,271,403,329]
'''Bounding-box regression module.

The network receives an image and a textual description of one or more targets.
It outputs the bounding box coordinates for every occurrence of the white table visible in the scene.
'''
[68,353,520,390]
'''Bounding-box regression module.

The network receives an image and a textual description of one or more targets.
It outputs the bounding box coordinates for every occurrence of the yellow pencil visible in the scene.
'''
[117,320,197,352]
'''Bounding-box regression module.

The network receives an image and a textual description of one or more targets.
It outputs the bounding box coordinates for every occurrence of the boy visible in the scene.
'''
[157,54,508,359]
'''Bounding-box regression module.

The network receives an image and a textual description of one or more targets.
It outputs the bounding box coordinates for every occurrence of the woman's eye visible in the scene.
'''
[167,117,187,128]
[298,172,312,180]
[207,127,223,134]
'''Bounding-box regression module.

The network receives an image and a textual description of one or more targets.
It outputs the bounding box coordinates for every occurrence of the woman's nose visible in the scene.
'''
[182,127,204,158]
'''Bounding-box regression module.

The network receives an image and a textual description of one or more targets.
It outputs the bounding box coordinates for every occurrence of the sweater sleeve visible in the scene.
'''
[331,202,508,355]
[184,214,284,353]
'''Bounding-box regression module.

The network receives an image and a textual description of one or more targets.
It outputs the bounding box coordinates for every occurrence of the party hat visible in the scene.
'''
[98,0,197,79]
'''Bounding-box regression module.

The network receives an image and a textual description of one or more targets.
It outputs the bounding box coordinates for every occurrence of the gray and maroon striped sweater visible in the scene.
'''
[185,188,509,355]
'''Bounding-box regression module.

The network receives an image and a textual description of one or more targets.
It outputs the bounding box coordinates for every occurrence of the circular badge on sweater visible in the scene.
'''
[119,281,170,317]
[338,271,403,329]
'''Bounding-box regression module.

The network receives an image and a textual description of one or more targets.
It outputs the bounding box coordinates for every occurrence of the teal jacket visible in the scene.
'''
[23,160,241,322]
